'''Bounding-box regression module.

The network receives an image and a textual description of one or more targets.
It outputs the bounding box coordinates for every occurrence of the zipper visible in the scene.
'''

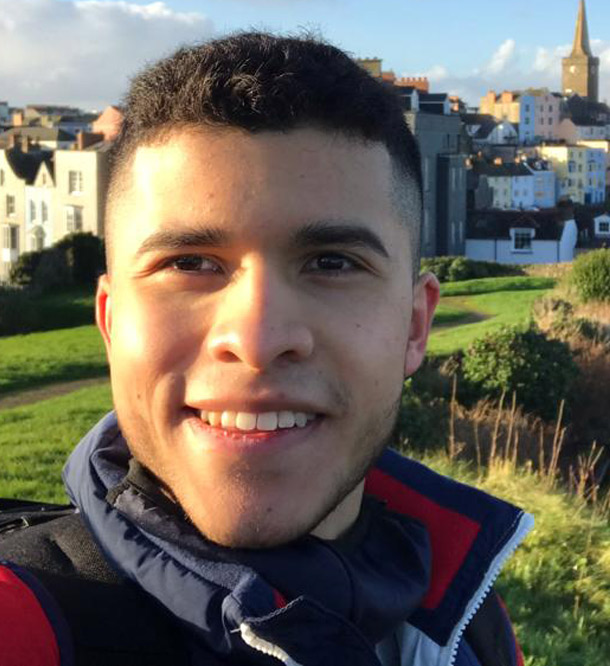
[446,511,535,666]
[239,622,304,666]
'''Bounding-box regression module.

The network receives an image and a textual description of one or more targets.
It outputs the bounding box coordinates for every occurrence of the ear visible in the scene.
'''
[404,271,440,377]
[96,273,113,356]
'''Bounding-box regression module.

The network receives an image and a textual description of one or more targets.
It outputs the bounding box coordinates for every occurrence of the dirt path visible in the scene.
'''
[0,376,109,411]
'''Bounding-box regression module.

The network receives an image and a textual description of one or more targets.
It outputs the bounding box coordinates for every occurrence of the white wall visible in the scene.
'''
[466,238,571,264]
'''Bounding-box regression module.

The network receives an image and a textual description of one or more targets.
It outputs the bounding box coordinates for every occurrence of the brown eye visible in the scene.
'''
[170,256,221,273]
[306,253,359,273]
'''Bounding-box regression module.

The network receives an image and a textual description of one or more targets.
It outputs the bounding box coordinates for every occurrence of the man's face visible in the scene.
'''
[97,127,438,548]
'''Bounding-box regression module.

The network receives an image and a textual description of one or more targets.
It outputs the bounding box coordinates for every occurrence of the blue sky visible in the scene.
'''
[2,0,610,109]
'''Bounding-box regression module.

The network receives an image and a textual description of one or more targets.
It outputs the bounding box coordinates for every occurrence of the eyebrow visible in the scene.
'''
[135,227,230,257]
[293,221,390,259]
[135,220,390,259]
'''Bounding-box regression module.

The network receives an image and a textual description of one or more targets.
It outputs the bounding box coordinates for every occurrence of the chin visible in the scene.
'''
[195,514,317,550]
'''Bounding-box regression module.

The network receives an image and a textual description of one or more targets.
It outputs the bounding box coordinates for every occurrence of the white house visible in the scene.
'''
[24,160,55,252]
[466,210,578,264]
[593,213,610,242]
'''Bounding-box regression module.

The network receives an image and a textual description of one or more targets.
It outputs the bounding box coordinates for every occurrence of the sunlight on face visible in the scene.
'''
[96,127,438,547]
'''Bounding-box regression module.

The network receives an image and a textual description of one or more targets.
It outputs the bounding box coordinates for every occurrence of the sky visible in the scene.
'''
[1,0,610,111]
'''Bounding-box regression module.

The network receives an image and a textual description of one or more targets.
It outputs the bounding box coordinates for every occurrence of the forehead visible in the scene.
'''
[113,127,411,257]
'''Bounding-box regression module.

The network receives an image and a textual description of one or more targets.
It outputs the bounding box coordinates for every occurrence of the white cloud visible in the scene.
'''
[0,0,214,110]
[425,65,449,82]
[416,38,610,108]
[484,38,516,75]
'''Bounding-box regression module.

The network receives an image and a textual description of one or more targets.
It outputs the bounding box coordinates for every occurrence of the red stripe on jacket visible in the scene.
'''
[365,469,481,610]
[0,564,60,666]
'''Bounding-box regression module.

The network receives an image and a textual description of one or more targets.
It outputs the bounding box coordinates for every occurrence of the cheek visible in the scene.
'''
[109,292,202,382]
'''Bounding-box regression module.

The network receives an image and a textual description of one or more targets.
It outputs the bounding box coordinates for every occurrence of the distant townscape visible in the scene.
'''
[1,0,609,282]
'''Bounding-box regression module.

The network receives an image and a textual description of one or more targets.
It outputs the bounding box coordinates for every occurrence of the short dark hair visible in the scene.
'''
[107,32,422,272]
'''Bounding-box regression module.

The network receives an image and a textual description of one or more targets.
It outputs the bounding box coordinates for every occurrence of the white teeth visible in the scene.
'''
[235,412,257,431]
[221,411,236,428]
[256,412,278,431]
[278,411,296,428]
[200,409,318,431]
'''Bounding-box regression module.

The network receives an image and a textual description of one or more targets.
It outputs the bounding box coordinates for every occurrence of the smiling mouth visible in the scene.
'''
[198,409,318,432]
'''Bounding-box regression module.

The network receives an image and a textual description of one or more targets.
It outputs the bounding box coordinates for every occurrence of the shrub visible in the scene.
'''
[462,325,579,421]
[8,233,105,292]
[9,251,43,287]
[420,256,524,283]
[0,286,39,335]
[572,249,610,303]
[394,378,449,452]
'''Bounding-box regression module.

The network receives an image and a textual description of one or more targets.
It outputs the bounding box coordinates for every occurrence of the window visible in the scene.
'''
[2,225,18,250]
[29,200,36,221]
[31,227,44,252]
[68,170,83,194]
[42,202,48,223]
[423,158,430,192]
[598,220,610,234]
[512,229,534,252]
[66,205,83,232]
[6,195,15,216]
[525,117,530,125]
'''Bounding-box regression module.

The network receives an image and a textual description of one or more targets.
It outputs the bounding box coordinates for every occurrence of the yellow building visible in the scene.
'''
[539,144,606,204]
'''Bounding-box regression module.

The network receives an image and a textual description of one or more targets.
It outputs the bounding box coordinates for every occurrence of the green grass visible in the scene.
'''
[0,325,108,395]
[439,276,556,297]
[0,383,113,502]
[415,453,610,666]
[429,276,556,356]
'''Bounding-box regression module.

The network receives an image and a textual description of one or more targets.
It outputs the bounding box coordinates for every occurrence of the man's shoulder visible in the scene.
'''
[0,505,191,666]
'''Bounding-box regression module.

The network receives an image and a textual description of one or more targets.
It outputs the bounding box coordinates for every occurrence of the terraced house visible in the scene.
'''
[0,133,111,282]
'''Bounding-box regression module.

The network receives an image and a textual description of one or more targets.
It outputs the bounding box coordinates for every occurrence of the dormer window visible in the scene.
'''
[511,228,534,252]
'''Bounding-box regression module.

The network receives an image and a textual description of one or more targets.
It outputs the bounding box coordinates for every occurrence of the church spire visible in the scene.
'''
[571,0,593,57]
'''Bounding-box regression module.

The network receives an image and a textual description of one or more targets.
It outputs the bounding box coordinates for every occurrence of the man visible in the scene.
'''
[0,33,532,665]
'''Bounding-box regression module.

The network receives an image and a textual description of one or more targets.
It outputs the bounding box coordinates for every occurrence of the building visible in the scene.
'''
[0,144,51,280]
[462,114,518,150]
[562,0,599,102]
[92,106,124,142]
[25,160,55,253]
[479,89,562,144]
[395,77,429,93]
[0,102,9,126]
[466,210,578,264]
[557,117,609,143]
[472,160,535,210]
[576,139,610,188]
[404,107,467,257]
[539,144,606,205]
[526,159,557,209]
[0,127,76,151]
[53,136,112,240]
[593,213,610,243]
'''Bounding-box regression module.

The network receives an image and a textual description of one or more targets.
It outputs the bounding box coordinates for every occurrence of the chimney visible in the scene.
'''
[7,133,17,150]
[76,131,104,150]
[21,135,31,153]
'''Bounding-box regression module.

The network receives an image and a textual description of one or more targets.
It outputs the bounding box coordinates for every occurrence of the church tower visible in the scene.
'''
[562,0,599,102]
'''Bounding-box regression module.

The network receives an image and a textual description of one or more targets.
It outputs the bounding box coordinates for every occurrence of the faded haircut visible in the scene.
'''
[105,32,423,277]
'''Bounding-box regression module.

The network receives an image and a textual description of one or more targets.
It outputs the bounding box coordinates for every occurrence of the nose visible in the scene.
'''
[206,262,314,370]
